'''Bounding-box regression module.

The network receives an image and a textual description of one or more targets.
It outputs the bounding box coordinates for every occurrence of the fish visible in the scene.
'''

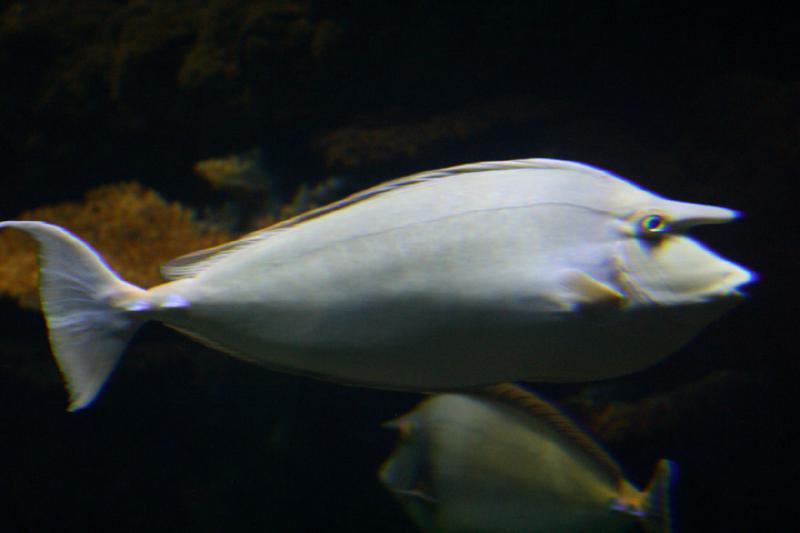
[193,148,272,191]
[0,158,754,410]
[379,384,676,532]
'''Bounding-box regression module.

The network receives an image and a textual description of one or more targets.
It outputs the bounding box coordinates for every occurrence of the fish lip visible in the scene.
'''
[700,263,757,299]
[729,261,757,288]
[615,260,756,305]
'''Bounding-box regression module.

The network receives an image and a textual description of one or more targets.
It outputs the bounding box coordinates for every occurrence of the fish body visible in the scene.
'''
[0,158,753,409]
[380,385,675,532]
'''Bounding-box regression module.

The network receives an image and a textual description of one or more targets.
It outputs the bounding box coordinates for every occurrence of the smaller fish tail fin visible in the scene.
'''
[639,459,677,533]
[0,221,149,411]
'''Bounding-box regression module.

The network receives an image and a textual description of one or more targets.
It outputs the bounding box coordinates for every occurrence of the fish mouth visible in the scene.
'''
[616,235,756,305]
[701,260,756,299]
[656,256,755,304]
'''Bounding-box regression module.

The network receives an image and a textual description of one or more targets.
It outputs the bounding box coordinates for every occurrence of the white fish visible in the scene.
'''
[380,384,675,532]
[0,158,753,410]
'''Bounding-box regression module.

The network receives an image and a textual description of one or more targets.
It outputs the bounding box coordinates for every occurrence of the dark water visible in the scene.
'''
[0,2,795,531]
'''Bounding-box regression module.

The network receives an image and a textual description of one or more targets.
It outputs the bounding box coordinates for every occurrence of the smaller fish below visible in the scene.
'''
[193,148,272,191]
[380,384,675,532]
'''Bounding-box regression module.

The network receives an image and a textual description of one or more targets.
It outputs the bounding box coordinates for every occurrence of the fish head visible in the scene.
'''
[613,197,755,311]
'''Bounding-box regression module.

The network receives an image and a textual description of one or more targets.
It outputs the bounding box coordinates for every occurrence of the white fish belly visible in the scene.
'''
[153,205,719,388]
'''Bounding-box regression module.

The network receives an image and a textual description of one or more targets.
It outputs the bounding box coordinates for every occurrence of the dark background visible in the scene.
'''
[0,2,795,531]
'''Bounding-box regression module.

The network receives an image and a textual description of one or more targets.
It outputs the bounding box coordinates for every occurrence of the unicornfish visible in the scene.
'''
[380,384,676,532]
[0,158,754,410]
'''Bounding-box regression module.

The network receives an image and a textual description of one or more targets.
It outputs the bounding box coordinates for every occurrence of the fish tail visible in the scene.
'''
[639,458,677,533]
[0,221,150,411]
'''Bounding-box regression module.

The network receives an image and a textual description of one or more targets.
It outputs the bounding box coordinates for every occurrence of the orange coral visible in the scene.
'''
[0,182,233,309]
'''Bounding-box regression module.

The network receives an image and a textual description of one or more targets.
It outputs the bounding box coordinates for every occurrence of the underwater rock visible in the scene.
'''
[313,98,574,171]
[0,0,342,211]
[0,0,340,108]
[563,370,757,443]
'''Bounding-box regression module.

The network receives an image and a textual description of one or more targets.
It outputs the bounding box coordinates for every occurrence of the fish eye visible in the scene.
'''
[638,213,669,235]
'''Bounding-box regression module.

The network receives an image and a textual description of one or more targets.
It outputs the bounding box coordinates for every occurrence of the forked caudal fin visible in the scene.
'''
[639,459,677,533]
[0,221,149,411]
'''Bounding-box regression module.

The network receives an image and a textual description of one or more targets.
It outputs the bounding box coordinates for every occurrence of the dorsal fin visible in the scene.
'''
[477,383,624,482]
[161,158,612,280]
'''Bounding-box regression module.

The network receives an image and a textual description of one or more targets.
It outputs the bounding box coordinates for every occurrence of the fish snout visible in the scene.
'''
[660,199,740,230]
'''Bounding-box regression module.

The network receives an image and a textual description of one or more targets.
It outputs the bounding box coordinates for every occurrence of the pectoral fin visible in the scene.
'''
[558,269,625,307]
